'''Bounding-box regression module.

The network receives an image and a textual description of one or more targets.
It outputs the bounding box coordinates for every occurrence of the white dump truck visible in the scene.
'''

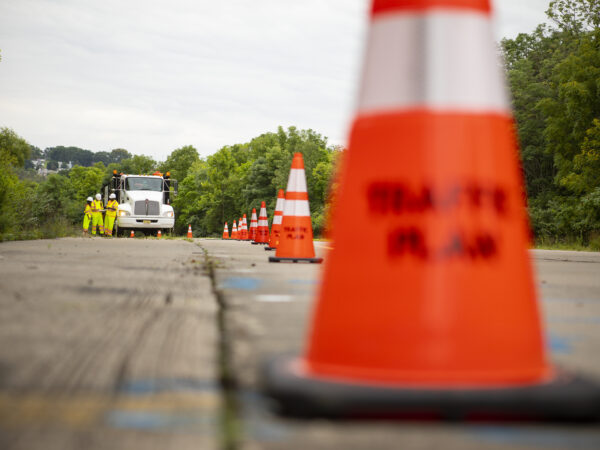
[104,171,178,236]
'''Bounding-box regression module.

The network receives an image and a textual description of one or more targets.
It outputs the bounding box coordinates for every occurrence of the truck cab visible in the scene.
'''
[105,171,178,236]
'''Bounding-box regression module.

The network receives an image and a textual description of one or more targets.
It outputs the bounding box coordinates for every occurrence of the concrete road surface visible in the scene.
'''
[0,237,599,450]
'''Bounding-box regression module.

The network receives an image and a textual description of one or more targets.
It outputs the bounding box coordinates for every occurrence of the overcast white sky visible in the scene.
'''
[0,0,551,161]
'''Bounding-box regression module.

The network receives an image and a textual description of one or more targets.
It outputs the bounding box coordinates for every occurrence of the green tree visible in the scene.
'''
[69,165,105,202]
[119,155,156,174]
[0,127,30,167]
[158,145,200,182]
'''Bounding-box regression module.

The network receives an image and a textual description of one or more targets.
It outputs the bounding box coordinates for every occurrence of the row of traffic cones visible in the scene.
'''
[221,153,322,263]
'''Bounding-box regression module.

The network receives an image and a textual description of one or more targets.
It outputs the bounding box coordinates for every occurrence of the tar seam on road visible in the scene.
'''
[200,244,242,450]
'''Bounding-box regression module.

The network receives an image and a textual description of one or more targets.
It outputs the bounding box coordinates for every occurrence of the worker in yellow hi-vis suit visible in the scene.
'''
[91,193,105,236]
[82,196,93,236]
[104,193,119,237]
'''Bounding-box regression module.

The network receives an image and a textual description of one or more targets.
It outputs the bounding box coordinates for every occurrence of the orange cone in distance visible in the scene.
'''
[269,153,322,263]
[250,208,258,242]
[256,201,270,244]
[238,217,243,240]
[261,0,600,420]
[130,230,134,238]
[266,189,285,251]
[157,229,162,238]
[187,224,193,239]
[223,222,229,239]
[242,214,249,240]
[232,220,238,239]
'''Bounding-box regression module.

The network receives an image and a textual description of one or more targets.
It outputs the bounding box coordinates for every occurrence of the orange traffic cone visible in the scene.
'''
[261,0,600,420]
[266,189,285,251]
[187,224,193,239]
[222,222,229,239]
[269,153,322,263]
[256,201,270,244]
[232,220,238,239]
[238,218,243,240]
[130,230,134,238]
[249,208,258,242]
[157,229,162,238]
[241,214,249,241]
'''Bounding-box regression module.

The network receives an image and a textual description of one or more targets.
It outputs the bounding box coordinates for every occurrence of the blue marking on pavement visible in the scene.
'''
[220,277,262,290]
[547,333,576,354]
[106,410,212,431]
[118,378,216,395]
[468,426,600,449]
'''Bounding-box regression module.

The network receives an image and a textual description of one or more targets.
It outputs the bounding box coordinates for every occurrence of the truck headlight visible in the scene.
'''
[163,211,174,218]
[118,210,130,217]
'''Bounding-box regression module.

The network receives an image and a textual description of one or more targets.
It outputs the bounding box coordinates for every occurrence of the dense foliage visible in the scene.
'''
[0,126,340,240]
[501,0,600,248]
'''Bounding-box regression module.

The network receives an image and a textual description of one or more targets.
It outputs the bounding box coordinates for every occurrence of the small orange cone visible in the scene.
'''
[157,229,162,238]
[232,220,238,239]
[261,0,600,420]
[241,214,249,241]
[238,218,243,240]
[187,224,193,239]
[266,189,285,251]
[256,201,270,244]
[222,222,229,239]
[130,230,134,238]
[249,208,258,242]
[269,153,322,263]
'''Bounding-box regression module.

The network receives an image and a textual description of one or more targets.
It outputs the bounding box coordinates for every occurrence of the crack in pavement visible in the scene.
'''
[198,244,242,450]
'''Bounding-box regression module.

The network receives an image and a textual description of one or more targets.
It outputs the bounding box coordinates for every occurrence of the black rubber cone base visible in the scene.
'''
[264,247,275,251]
[261,355,600,422]
[252,242,259,245]
[269,256,323,264]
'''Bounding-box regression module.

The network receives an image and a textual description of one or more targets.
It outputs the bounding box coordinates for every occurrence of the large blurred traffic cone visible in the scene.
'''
[232,220,238,239]
[187,224,193,239]
[256,201,270,244]
[269,153,322,263]
[261,0,600,420]
[266,189,285,251]
[222,222,229,239]
[250,208,258,242]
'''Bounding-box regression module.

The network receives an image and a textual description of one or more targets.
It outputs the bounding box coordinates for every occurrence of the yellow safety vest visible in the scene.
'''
[84,203,92,217]
[92,200,103,213]
[105,200,119,217]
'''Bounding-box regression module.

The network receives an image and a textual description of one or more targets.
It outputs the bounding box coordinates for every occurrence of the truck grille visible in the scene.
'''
[134,200,160,216]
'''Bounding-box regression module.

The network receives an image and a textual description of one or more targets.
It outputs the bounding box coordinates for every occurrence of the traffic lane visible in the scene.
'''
[0,238,220,450]
[201,240,600,450]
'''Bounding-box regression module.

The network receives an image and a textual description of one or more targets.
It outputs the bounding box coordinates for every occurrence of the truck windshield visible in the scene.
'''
[125,177,163,192]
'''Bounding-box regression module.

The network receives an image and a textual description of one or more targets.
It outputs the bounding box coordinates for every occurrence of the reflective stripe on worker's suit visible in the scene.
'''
[83,203,92,231]
[91,199,104,235]
[104,199,118,237]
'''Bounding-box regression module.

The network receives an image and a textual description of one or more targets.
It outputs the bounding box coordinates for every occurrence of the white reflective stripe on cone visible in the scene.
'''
[273,215,283,225]
[275,198,284,211]
[283,200,310,217]
[286,169,308,193]
[358,11,509,115]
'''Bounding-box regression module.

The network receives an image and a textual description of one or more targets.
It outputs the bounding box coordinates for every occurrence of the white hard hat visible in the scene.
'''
[86,196,93,202]
[95,194,101,200]
[109,193,116,199]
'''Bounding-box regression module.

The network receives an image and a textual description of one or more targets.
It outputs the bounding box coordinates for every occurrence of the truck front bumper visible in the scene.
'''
[117,217,174,229]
